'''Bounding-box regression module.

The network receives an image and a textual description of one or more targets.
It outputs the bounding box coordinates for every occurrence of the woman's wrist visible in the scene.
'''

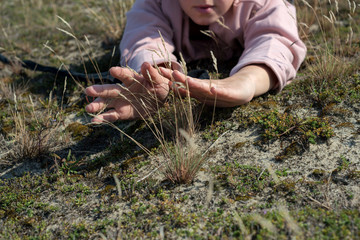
[229,64,277,98]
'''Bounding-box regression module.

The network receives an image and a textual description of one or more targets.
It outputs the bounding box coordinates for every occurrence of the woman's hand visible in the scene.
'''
[160,64,276,107]
[85,62,276,122]
[85,62,170,122]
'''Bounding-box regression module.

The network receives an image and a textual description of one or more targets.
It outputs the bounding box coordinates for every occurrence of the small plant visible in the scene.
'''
[53,150,81,175]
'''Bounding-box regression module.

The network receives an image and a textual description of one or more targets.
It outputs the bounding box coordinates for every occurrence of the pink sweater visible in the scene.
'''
[120,0,307,91]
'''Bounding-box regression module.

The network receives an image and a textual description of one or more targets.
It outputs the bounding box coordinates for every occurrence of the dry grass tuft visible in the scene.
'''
[6,92,64,161]
[297,0,360,96]
[82,0,135,42]
[161,129,205,184]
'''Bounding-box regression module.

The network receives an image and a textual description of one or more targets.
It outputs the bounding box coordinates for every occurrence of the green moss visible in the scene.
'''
[249,109,298,140]
[274,179,296,194]
[336,155,350,172]
[232,141,246,149]
[202,121,232,141]
[245,109,334,150]
[261,99,278,109]
[322,103,353,118]
[65,122,92,141]
[0,173,52,225]
[297,208,360,240]
[213,163,270,201]
[336,122,355,129]
[312,169,326,178]
[275,142,303,161]
[234,195,253,201]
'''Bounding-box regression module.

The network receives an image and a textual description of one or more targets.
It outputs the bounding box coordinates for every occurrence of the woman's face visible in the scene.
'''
[178,0,234,25]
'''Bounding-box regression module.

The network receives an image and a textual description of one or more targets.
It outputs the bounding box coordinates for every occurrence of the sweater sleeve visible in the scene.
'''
[230,0,307,91]
[120,0,180,72]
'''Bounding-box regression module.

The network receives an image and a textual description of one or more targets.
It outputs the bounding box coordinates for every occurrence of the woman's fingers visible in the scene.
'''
[86,96,128,113]
[85,97,108,113]
[109,66,140,87]
[159,67,173,79]
[91,109,122,123]
[171,70,213,98]
[85,84,125,98]
[141,62,170,86]
[92,105,142,122]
